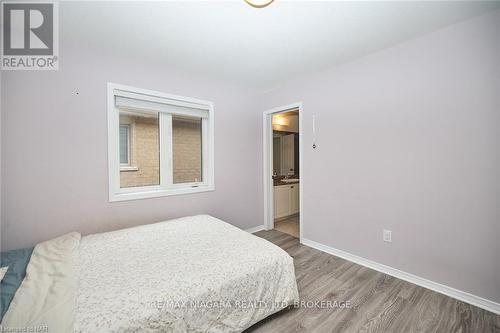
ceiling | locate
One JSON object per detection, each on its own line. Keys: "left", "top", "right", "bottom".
{"left": 62, "top": 1, "right": 500, "bottom": 91}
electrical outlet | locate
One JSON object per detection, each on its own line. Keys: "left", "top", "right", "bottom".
{"left": 383, "top": 229, "right": 392, "bottom": 243}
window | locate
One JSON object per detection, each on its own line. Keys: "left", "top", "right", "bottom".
{"left": 108, "top": 83, "right": 214, "bottom": 201}
{"left": 119, "top": 111, "right": 159, "bottom": 187}
{"left": 119, "top": 125, "right": 130, "bottom": 165}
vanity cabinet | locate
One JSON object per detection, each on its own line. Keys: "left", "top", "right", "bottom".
{"left": 274, "top": 184, "right": 300, "bottom": 219}
{"left": 290, "top": 184, "right": 299, "bottom": 213}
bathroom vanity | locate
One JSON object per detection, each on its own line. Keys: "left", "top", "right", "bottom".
{"left": 274, "top": 181, "right": 300, "bottom": 219}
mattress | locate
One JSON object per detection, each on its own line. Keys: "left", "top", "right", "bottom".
{"left": 1, "top": 215, "right": 299, "bottom": 333}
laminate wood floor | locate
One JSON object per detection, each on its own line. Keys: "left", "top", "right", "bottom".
{"left": 274, "top": 215, "right": 299, "bottom": 238}
{"left": 245, "top": 230, "right": 500, "bottom": 333}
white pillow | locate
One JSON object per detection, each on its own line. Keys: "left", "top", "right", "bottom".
{"left": 0, "top": 266, "right": 8, "bottom": 281}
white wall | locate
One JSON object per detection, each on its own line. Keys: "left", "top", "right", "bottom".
{"left": 0, "top": 70, "right": 2, "bottom": 245}
{"left": 1, "top": 41, "right": 262, "bottom": 251}
{"left": 261, "top": 10, "right": 500, "bottom": 303}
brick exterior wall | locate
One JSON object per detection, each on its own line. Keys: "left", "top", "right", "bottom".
{"left": 172, "top": 117, "right": 202, "bottom": 183}
{"left": 119, "top": 114, "right": 202, "bottom": 187}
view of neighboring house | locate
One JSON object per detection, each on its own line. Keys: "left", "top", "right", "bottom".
{"left": 120, "top": 112, "right": 202, "bottom": 188}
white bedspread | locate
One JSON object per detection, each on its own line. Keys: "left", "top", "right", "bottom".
{"left": 75, "top": 215, "right": 299, "bottom": 332}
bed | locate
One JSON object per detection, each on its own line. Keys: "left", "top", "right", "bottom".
{"left": 1, "top": 215, "right": 299, "bottom": 332}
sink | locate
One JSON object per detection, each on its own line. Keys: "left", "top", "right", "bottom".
{"left": 281, "top": 178, "right": 299, "bottom": 183}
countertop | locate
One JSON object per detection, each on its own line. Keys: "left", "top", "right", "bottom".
{"left": 273, "top": 177, "right": 300, "bottom": 186}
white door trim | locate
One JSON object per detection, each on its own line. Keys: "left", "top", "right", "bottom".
{"left": 263, "top": 102, "right": 303, "bottom": 242}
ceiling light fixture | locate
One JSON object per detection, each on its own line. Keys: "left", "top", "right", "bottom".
{"left": 244, "top": 0, "right": 274, "bottom": 9}
{"left": 272, "top": 115, "right": 287, "bottom": 126}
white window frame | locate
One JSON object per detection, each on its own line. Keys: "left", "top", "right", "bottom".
{"left": 107, "top": 83, "right": 215, "bottom": 202}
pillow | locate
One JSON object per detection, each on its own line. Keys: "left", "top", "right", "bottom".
{"left": 1, "top": 233, "right": 80, "bottom": 331}
{"left": 0, "top": 266, "right": 8, "bottom": 281}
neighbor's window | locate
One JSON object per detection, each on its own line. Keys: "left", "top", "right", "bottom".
{"left": 108, "top": 83, "right": 214, "bottom": 201}
{"left": 119, "top": 125, "right": 130, "bottom": 165}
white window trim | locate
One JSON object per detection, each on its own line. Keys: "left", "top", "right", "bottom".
{"left": 107, "top": 82, "right": 215, "bottom": 202}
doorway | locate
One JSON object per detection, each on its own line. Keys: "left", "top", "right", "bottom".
{"left": 263, "top": 103, "right": 303, "bottom": 241}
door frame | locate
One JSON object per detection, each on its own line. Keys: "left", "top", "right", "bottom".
{"left": 263, "top": 102, "right": 303, "bottom": 242}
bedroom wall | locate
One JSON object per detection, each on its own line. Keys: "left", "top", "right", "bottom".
{"left": 260, "top": 10, "right": 500, "bottom": 303}
{"left": 0, "top": 70, "right": 2, "bottom": 243}
{"left": 1, "top": 41, "right": 262, "bottom": 251}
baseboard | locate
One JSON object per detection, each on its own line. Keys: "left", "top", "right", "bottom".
{"left": 244, "top": 225, "right": 265, "bottom": 234}
{"left": 301, "top": 238, "right": 500, "bottom": 315}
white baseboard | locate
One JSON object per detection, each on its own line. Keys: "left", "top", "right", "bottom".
{"left": 244, "top": 225, "right": 265, "bottom": 234}
{"left": 302, "top": 238, "right": 500, "bottom": 315}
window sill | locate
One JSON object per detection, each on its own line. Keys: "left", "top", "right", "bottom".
{"left": 109, "top": 184, "right": 215, "bottom": 202}
{"left": 120, "top": 166, "right": 139, "bottom": 172}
